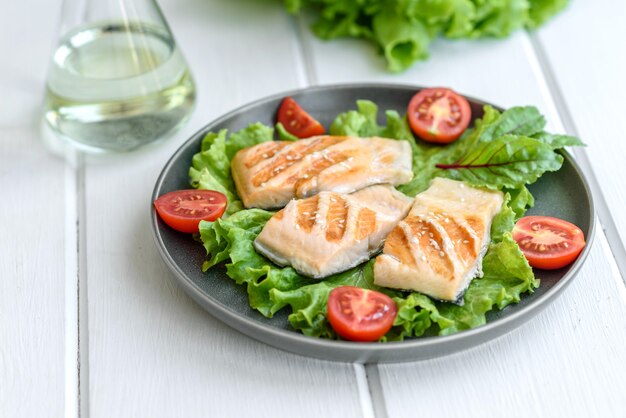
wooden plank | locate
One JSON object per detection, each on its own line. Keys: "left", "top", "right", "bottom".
{"left": 83, "top": 1, "right": 363, "bottom": 417}
{"left": 0, "top": 0, "right": 67, "bottom": 416}
{"left": 535, "top": 0, "right": 626, "bottom": 272}
{"left": 304, "top": 23, "right": 626, "bottom": 415}
{"left": 0, "top": 128, "right": 66, "bottom": 417}
{"left": 0, "top": 0, "right": 60, "bottom": 126}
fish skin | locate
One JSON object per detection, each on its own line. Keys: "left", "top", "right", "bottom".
{"left": 253, "top": 184, "right": 413, "bottom": 279}
{"left": 231, "top": 135, "right": 413, "bottom": 209}
{"left": 374, "top": 178, "right": 504, "bottom": 302}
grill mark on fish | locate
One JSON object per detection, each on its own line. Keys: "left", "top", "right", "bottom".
{"left": 445, "top": 215, "right": 481, "bottom": 265}
{"left": 295, "top": 152, "right": 349, "bottom": 193}
{"left": 325, "top": 195, "right": 348, "bottom": 242}
{"left": 384, "top": 223, "right": 417, "bottom": 271}
{"left": 250, "top": 137, "right": 346, "bottom": 187}
{"left": 244, "top": 142, "right": 289, "bottom": 168}
{"left": 296, "top": 195, "right": 319, "bottom": 232}
{"left": 413, "top": 216, "right": 454, "bottom": 280}
{"left": 274, "top": 208, "right": 285, "bottom": 221}
{"left": 378, "top": 151, "right": 396, "bottom": 165}
{"left": 355, "top": 208, "right": 376, "bottom": 241}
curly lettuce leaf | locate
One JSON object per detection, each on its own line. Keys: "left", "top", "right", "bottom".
{"left": 282, "top": 0, "right": 569, "bottom": 71}
{"left": 311, "top": 0, "right": 374, "bottom": 40}
{"left": 372, "top": 7, "right": 431, "bottom": 72}
{"left": 527, "top": 0, "right": 570, "bottom": 28}
{"left": 189, "top": 130, "right": 236, "bottom": 203}
{"left": 329, "top": 99, "right": 382, "bottom": 137}
{"left": 199, "top": 209, "right": 310, "bottom": 316}
{"left": 270, "top": 261, "right": 381, "bottom": 338}
{"left": 471, "top": 0, "right": 529, "bottom": 38}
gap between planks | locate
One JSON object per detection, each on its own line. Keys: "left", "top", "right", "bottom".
{"left": 292, "top": 13, "right": 385, "bottom": 418}
{"left": 523, "top": 32, "right": 626, "bottom": 287}
{"left": 64, "top": 151, "right": 90, "bottom": 418}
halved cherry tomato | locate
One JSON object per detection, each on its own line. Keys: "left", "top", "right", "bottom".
{"left": 407, "top": 87, "right": 471, "bottom": 144}
{"left": 327, "top": 286, "right": 398, "bottom": 342}
{"left": 154, "top": 190, "right": 227, "bottom": 233}
{"left": 277, "top": 96, "right": 325, "bottom": 138}
{"left": 512, "top": 216, "right": 586, "bottom": 270}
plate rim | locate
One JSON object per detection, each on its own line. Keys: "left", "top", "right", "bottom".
{"left": 151, "top": 82, "right": 596, "bottom": 362}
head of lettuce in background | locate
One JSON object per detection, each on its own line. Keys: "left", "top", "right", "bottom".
{"left": 283, "top": 0, "right": 569, "bottom": 72}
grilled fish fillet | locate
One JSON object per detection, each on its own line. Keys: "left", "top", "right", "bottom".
{"left": 374, "top": 178, "right": 504, "bottom": 302}
{"left": 231, "top": 135, "right": 413, "bottom": 209}
{"left": 254, "top": 184, "right": 413, "bottom": 278}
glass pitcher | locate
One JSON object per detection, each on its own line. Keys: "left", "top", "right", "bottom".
{"left": 43, "top": 0, "right": 195, "bottom": 153}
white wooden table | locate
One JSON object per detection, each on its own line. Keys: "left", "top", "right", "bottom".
{"left": 2, "top": 0, "right": 626, "bottom": 417}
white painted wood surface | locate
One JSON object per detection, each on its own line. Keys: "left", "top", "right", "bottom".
{"left": 535, "top": 0, "right": 626, "bottom": 273}
{"left": 2, "top": 0, "right": 626, "bottom": 417}
{"left": 0, "top": 129, "right": 66, "bottom": 418}
{"left": 0, "top": 0, "right": 68, "bottom": 416}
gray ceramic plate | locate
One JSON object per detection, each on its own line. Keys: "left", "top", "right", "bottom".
{"left": 151, "top": 84, "right": 594, "bottom": 363}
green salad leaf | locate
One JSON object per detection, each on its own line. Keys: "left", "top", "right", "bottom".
{"left": 282, "top": 0, "right": 570, "bottom": 71}
{"left": 199, "top": 209, "right": 310, "bottom": 316}
{"left": 436, "top": 135, "right": 564, "bottom": 189}
{"left": 192, "top": 99, "right": 580, "bottom": 341}
{"left": 527, "top": 0, "right": 570, "bottom": 29}
{"left": 372, "top": 7, "right": 431, "bottom": 72}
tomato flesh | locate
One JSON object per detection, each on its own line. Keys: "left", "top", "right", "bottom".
{"left": 154, "top": 189, "right": 227, "bottom": 233}
{"left": 277, "top": 96, "right": 325, "bottom": 138}
{"left": 512, "top": 216, "right": 586, "bottom": 270}
{"left": 327, "top": 286, "right": 397, "bottom": 342}
{"left": 407, "top": 87, "right": 471, "bottom": 144}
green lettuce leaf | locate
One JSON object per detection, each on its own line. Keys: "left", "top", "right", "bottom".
{"left": 199, "top": 209, "right": 310, "bottom": 316}
{"left": 329, "top": 99, "right": 382, "bottom": 137}
{"left": 276, "top": 122, "right": 300, "bottom": 141}
{"left": 372, "top": 7, "right": 431, "bottom": 72}
{"left": 471, "top": 0, "right": 529, "bottom": 38}
{"left": 270, "top": 261, "right": 381, "bottom": 338}
{"left": 507, "top": 185, "right": 535, "bottom": 218}
{"left": 310, "top": 0, "right": 373, "bottom": 40}
{"left": 436, "top": 135, "right": 564, "bottom": 189}
{"left": 527, "top": 0, "right": 570, "bottom": 28}
{"left": 532, "top": 132, "right": 585, "bottom": 149}
{"left": 282, "top": 0, "right": 569, "bottom": 71}
{"left": 189, "top": 130, "right": 236, "bottom": 203}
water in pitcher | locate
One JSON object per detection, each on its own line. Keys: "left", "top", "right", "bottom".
{"left": 44, "top": 21, "right": 195, "bottom": 152}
